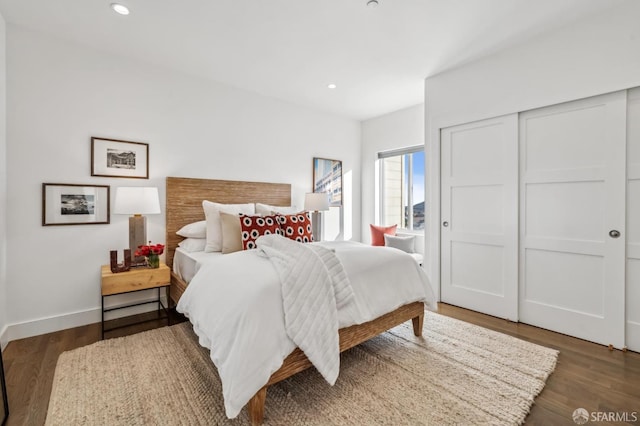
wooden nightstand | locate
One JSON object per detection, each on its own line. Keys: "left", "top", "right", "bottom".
{"left": 101, "top": 263, "right": 171, "bottom": 339}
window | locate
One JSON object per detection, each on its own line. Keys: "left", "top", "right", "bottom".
{"left": 378, "top": 147, "right": 425, "bottom": 231}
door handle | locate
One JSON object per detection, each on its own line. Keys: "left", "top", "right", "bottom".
{"left": 609, "top": 230, "right": 620, "bottom": 238}
{"left": 443, "top": 221, "right": 449, "bottom": 227}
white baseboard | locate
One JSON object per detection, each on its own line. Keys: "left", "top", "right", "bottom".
{"left": 2, "top": 294, "right": 168, "bottom": 346}
{"left": 5, "top": 307, "right": 101, "bottom": 344}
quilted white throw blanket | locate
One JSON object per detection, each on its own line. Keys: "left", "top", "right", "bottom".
{"left": 256, "top": 234, "right": 364, "bottom": 385}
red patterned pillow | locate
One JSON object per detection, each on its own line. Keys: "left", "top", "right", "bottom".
{"left": 276, "top": 212, "right": 313, "bottom": 243}
{"left": 239, "top": 214, "right": 280, "bottom": 250}
{"left": 370, "top": 224, "right": 397, "bottom": 246}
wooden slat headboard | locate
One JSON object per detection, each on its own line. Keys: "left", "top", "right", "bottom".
{"left": 165, "top": 177, "right": 291, "bottom": 267}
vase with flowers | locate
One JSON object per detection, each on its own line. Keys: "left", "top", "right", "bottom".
{"left": 134, "top": 242, "right": 165, "bottom": 269}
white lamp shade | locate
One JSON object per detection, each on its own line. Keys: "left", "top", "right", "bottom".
{"left": 114, "top": 187, "right": 161, "bottom": 215}
{"left": 304, "top": 192, "right": 329, "bottom": 212}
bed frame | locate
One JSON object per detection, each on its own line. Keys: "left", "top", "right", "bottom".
{"left": 165, "top": 176, "right": 425, "bottom": 425}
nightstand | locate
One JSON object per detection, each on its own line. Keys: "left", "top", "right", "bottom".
{"left": 101, "top": 263, "right": 171, "bottom": 339}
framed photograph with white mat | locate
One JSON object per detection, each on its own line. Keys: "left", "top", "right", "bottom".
{"left": 42, "top": 183, "right": 110, "bottom": 226}
{"left": 0, "top": 346, "right": 8, "bottom": 425}
{"left": 91, "top": 137, "right": 149, "bottom": 179}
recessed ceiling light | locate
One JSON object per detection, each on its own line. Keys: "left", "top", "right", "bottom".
{"left": 327, "top": 83, "right": 337, "bottom": 89}
{"left": 367, "top": 0, "right": 379, "bottom": 8}
{"left": 111, "top": 3, "right": 130, "bottom": 15}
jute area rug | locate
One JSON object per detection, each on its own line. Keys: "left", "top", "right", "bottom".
{"left": 46, "top": 311, "right": 558, "bottom": 425}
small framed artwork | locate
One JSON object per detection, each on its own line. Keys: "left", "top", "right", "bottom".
{"left": 0, "top": 345, "right": 7, "bottom": 426}
{"left": 42, "top": 183, "right": 110, "bottom": 226}
{"left": 313, "top": 157, "right": 343, "bottom": 207}
{"left": 91, "top": 137, "right": 149, "bottom": 179}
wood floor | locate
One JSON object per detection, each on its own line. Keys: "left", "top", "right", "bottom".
{"left": 2, "top": 304, "right": 639, "bottom": 425}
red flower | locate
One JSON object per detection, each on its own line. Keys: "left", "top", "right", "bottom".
{"left": 134, "top": 242, "right": 164, "bottom": 257}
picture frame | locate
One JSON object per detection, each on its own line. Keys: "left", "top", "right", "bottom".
{"left": 0, "top": 340, "right": 8, "bottom": 426}
{"left": 42, "top": 183, "right": 110, "bottom": 226}
{"left": 312, "top": 157, "right": 343, "bottom": 207}
{"left": 91, "top": 137, "right": 149, "bottom": 179}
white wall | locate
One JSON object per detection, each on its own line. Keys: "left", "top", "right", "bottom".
{"left": 424, "top": 1, "right": 640, "bottom": 297}
{"left": 0, "top": 13, "right": 7, "bottom": 350}
{"left": 361, "top": 104, "right": 424, "bottom": 253}
{"left": 4, "top": 26, "right": 361, "bottom": 341}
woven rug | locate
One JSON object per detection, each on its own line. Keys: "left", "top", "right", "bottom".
{"left": 46, "top": 311, "right": 558, "bottom": 425}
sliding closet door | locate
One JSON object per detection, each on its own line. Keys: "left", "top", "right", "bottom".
{"left": 519, "top": 91, "right": 627, "bottom": 348}
{"left": 441, "top": 114, "right": 518, "bottom": 320}
{"left": 627, "top": 88, "right": 640, "bottom": 352}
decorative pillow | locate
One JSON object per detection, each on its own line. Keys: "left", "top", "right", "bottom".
{"left": 255, "top": 203, "right": 299, "bottom": 216}
{"left": 384, "top": 234, "right": 415, "bottom": 253}
{"left": 370, "top": 224, "right": 397, "bottom": 246}
{"left": 276, "top": 212, "right": 313, "bottom": 243}
{"left": 176, "top": 220, "right": 207, "bottom": 239}
{"left": 219, "top": 212, "right": 243, "bottom": 254}
{"left": 203, "top": 201, "right": 255, "bottom": 252}
{"left": 177, "top": 238, "right": 207, "bottom": 253}
{"left": 240, "top": 214, "right": 280, "bottom": 250}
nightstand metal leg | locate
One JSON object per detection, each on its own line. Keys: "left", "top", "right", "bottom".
{"left": 156, "top": 286, "right": 170, "bottom": 328}
{"left": 166, "top": 285, "right": 171, "bottom": 327}
{"left": 101, "top": 296, "right": 105, "bottom": 340}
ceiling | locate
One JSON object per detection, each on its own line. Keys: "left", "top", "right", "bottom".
{"left": 0, "top": 0, "right": 628, "bottom": 120}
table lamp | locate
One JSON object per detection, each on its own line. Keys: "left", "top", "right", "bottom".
{"left": 304, "top": 192, "right": 329, "bottom": 241}
{"left": 114, "top": 187, "right": 161, "bottom": 262}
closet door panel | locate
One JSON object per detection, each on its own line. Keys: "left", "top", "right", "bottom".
{"left": 524, "top": 105, "right": 607, "bottom": 171}
{"left": 519, "top": 91, "right": 626, "bottom": 348}
{"left": 451, "top": 185, "right": 504, "bottom": 234}
{"left": 450, "top": 242, "right": 504, "bottom": 296}
{"left": 525, "top": 181, "right": 605, "bottom": 241}
{"left": 626, "top": 87, "right": 640, "bottom": 352}
{"left": 441, "top": 114, "right": 518, "bottom": 320}
{"left": 524, "top": 250, "right": 604, "bottom": 315}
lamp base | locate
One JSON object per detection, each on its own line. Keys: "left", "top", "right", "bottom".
{"left": 129, "top": 215, "right": 147, "bottom": 262}
{"left": 311, "top": 211, "right": 322, "bottom": 242}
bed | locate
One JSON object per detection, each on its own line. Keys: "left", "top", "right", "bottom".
{"left": 165, "top": 177, "right": 431, "bottom": 425}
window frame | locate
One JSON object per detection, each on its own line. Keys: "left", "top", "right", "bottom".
{"left": 378, "top": 145, "right": 424, "bottom": 232}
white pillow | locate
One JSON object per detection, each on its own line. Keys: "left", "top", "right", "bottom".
{"left": 203, "top": 200, "right": 255, "bottom": 252}
{"left": 384, "top": 234, "right": 415, "bottom": 253}
{"left": 255, "top": 203, "right": 298, "bottom": 215}
{"left": 178, "top": 238, "right": 207, "bottom": 253}
{"left": 176, "top": 220, "right": 207, "bottom": 239}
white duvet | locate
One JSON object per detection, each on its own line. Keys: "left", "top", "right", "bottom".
{"left": 176, "top": 240, "right": 436, "bottom": 419}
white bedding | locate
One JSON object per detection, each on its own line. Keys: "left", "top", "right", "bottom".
{"left": 172, "top": 247, "right": 222, "bottom": 283}
{"left": 176, "top": 240, "right": 436, "bottom": 419}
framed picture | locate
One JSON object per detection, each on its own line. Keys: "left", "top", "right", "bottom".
{"left": 313, "top": 157, "right": 342, "bottom": 207}
{"left": 91, "top": 137, "right": 149, "bottom": 179}
{"left": 0, "top": 346, "right": 7, "bottom": 426}
{"left": 42, "top": 183, "right": 110, "bottom": 226}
